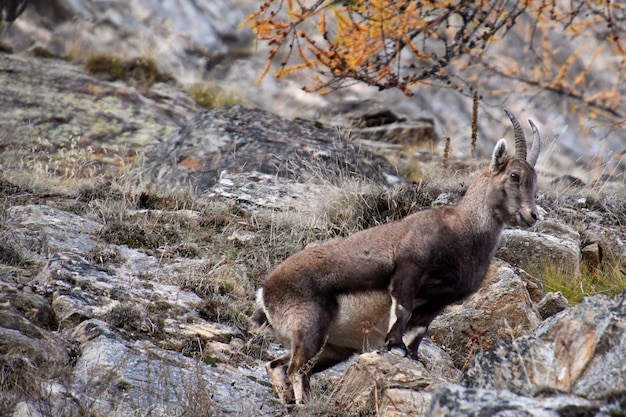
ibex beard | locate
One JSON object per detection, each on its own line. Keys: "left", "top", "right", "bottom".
{"left": 253, "top": 109, "right": 542, "bottom": 404}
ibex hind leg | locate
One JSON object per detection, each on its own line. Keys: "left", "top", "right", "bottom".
{"left": 266, "top": 355, "right": 294, "bottom": 404}
{"left": 286, "top": 344, "right": 355, "bottom": 405}
{"left": 287, "top": 307, "right": 335, "bottom": 404}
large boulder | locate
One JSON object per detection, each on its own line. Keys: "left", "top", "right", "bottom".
{"left": 461, "top": 294, "right": 626, "bottom": 401}
{"left": 429, "top": 293, "right": 626, "bottom": 416}
{"left": 0, "top": 53, "right": 196, "bottom": 170}
{"left": 5, "top": 0, "right": 254, "bottom": 77}
{"left": 496, "top": 220, "right": 581, "bottom": 277}
{"left": 316, "top": 98, "right": 438, "bottom": 149}
{"left": 428, "top": 259, "right": 542, "bottom": 369}
{"left": 145, "top": 105, "right": 401, "bottom": 193}
{"left": 329, "top": 344, "right": 461, "bottom": 417}
{"left": 67, "top": 319, "right": 278, "bottom": 417}
{"left": 428, "top": 383, "right": 612, "bottom": 417}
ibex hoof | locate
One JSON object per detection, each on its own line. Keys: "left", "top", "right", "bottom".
{"left": 387, "top": 342, "right": 408, "bottom": 357}
{"left": 407, "top": 349, "right": 421, "bottom": 362}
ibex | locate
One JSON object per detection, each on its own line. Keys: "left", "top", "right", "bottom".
{"left": 253, "top": 110, "right": 542, "bottom": 404}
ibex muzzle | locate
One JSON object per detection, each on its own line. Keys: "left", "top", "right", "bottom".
{"left": 253, "top": 110, "right": 542, "bottom": 404}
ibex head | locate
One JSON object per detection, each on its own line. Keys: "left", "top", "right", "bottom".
{"left": 488, "top": 109, "right": 541, "bottom": 228}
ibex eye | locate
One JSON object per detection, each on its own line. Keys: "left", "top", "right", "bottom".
{"left": 510, "top": 173, "right": 520, "bottom": 182}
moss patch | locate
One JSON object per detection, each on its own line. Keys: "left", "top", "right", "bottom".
{"left": 188, "top": 83, "right": 243, "bottom": 109}
{"left": 85, "top": 54, "right": 175, "bottom": 90}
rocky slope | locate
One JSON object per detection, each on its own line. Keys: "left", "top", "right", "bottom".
{"left": 1, "top": 47, "right": 625, "bottom": 416}
{"left": 0, "top": 53, "right": 196, "bottom": 163}
{"left": 2, "top": 2, "right": 626, "bottom": 413}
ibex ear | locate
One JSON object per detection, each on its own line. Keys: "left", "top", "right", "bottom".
{"left": 490, "top": 138, "right": 508, "bottom": 173}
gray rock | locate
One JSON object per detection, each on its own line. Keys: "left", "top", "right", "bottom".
{"left": 429, "top": 259, "right": 542, "bottom": 369}
{"left": 5, "top": 0, "right": 254, "bottom": 78}
{"left": 352, "top": 121, "right": 436, "bottom": 148}
{"left": 532, "top": 219, "right": 581, "bottom": 243}
{"left": 461, "top": 294, "right": 626, "bottom": 402}
{"left": 0, "top": 54, "right": 195, "bottom": 172}
{"left": 583, "top": 223, "right": 626, "bottom": 270}
{"left": 11, "top": 402, "right": 44, "bottom": 417}
{"left": 431, "top": 192, "right": 455, "bottom": 207}
{"left": 329, "top": 350, "right": 458, "bottom": 417}
{"left": 0, "top": 325, "right": 65, "bottom": 364}
{"left": 0, "top": 314, "right": 70, "bottom": 415}
{"left": 581, "top": 242, "right": 602, "bottom": 270}
{"left": 517, "top": 268, "right": 544, "bottom": 303}
{"left": 68, "top": 319, "right": 279, "bottom": 417}
{"left": 537, "top": 292, "right": 569, "bottom": 319}
{"left": 210, "top": 170, "right": 329, "bottom": 212}
{"left": 418, "top": 337, "right": 464, "bottom": 383}
{"left": 0, "top": 201, "right": 284, "bottom": 415}
{"left": 145, "top": 105, "right": 400, "bottom": 192}
{"left": 496, "top": 228, "right": 581, "bottom": 277}
{"left": 316, "top": 98, "right": 438, "bottom": 149}
{"left": 428, "top": 383, "right": 606, "bottom": 417}
{"left": 4, "top": 205, "right": 102, "bottom": 260}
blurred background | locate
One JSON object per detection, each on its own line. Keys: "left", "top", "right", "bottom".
{"left": 2, "top": 0, "right": 625, "bottom": 183}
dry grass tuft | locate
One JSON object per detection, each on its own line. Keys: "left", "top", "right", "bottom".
{"left": 541, "top": 258, "right": 626, "bottom": 304}
{"left": 470, "top": 89, "right": 478, "bottom": 169}
{"left": 320, "top": 181, "right": 434, "bottom": 238}
{"left": 537, "top": 177, "right": 626, "bottom": 228}
{"left": 0, "top": 357, "right": 40, "bottom": 415}
{"left": 0, "top": 337, "right": 73, "bottom": 417}
{"left": 442, "top": 136, "right": 452, "bottom": 170}
{"left": 187, "top": 83, "right": 244, "bottom": 109}
{"left": 0, "top": 232, "right": 33, "bottom": 267}
{"left": 107, "top": 302, "right": 140, "bottom": 327}
{"left": 534, "top": 178, "right": 626, "bottom": 303}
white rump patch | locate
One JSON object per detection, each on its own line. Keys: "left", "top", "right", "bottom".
{"left": 256, "top": 288, "right": 264, "bottom": 308}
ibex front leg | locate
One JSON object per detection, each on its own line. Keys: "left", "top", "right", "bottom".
{"left": 404, "top": 302, "right": 447, "bottom": 360}
{"left": 385, "top": 264, "right": 421, "bottom": 356}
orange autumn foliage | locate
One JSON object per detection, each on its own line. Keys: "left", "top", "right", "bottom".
{"left": 244, "top": 0, "right": 625, "bottom": 117}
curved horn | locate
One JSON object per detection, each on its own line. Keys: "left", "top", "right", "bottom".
{"left": 527, "top": 119, "right": 541, "bottom": 166}
{"left": 504, "top": 109, "right": 527, "bottom": 161}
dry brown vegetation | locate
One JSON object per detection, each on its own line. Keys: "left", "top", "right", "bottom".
{"left": 84, "top": 54, "right": 176, "bottom": 91}
{"left": 83, "top": 53, "right": 244, "bottom": 108}
{"left": 188, "top": 83, "right": 245, "bottom": 109}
